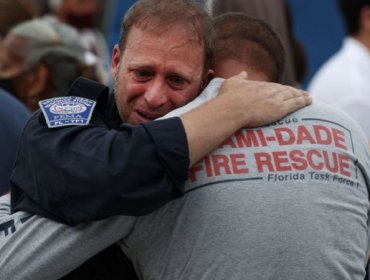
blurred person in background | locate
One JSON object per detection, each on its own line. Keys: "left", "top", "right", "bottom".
{"left": 0, "top": 18, "right": 87, "bottom": 111}
{"left": 46, "top": 0, "right": 111, "bottom": 85}
{"left": 205, "top": 0, "right": 307, "bottom": 88}
{"left": 308, "top": 0, "right": 370, "bottom": 145}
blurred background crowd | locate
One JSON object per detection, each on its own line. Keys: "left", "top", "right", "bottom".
{"left": 0, "top": 0, "right": 350, "bottom": 100}
{"left": 32, "top": 0, "right": 347, "bottom": 87}
{"left": 22, "top": 0, "right": 347, "bottom": 89}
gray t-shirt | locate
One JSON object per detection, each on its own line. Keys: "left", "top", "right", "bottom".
{"left": 122, "top": 79, "right": 370, "bottom": 280}
{"left": 0, "top": 193, "right": 136, "bottom": 279}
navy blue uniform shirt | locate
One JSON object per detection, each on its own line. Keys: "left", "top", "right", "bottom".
{"left": 10, "top": 77, "right": 190, "bottom": 225}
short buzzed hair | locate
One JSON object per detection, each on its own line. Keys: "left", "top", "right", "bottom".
{"left": 212, "top": 13, "right": 285, "bottom": 82}
{"left": 119, "top": 0, "right": 214, "bottom": 75}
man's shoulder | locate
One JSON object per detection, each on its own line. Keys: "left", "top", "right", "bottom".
{"left": 290, "top": 101, "right": 361, "bottom": 126}
{"left": 36, "top": 77, "right": 116, "bottom": 129}
{"left": 67, "top": 77, "right": 110, "bottom": 101}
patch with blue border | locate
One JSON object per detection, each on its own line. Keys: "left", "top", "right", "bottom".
{"left": 39, "top": 96, "right": 96, "bottom": 128}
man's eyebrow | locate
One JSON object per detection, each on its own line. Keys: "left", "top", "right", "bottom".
{"left": 127, "top": 62, "right": 155, "bottom": 70}
{"left": 166, "top": 71, "right": 192, "bottom": 82}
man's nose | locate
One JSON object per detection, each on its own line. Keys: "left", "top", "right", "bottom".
{"left": 143, "top": 78, "right": 168, "bottom": 108}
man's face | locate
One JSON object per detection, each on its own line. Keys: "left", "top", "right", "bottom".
{"left": 111, "top": 24, "right": 210, "bottom": 125}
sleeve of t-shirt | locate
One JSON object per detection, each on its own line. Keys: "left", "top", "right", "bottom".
{"left": 11, "top": 109, "right": 190, "bottom": 225}
{"left": 0, "top": 194, "right": 137, "bottom": 279}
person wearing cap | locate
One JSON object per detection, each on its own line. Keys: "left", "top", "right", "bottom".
{"left": 0, "top": 18, "right": 86, "bottom": 111}
{"left": 46, "top": 0, "right": 111, "bottom": 85}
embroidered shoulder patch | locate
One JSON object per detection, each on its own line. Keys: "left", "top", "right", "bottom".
{"left": 39, "top": 96, "right": 96, "bottom": 128}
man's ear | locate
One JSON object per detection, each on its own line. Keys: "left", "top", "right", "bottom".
{"left": 202, "top": 69, "right": 215, "bottom": 89}
{"left": 111, "top": 44, "right": 121, "bottom": 80}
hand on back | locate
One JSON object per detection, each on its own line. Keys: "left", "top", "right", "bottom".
{"left": 218, "top": 71, "right": 312, "bottom": 127}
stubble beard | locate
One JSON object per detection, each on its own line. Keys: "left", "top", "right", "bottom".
{"left": 113, "top": 62, "right": 128, "bottom": 122}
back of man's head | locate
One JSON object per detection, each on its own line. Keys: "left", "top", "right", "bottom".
{"left": 338, "top": 0, "right": 370, "bottom": 35}
{"left": 212, "top": 13, "right": 285, "bottom": 82}
{"left": 119, "top": 0, "right": 214, "bottom": 75}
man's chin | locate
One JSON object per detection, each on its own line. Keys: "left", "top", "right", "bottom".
{"left": 128, "top": 117, "right": 143, "bottom": 125}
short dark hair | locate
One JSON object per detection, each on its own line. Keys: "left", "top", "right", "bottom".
{"left": 212, "top": 13, "right": 285, "bottom": 82}
{"left": 118, "top": 0, "right": 214, "bottom": 75}
{"left": 338, "top": 0, "right": 370, "bottom": 35}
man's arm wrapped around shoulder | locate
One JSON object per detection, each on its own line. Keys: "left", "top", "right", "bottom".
{"left": 11, "top": 78, "right": 190, "bottom": 225}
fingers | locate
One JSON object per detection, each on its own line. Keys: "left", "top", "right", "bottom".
{"left": 279, "top": 86, "right": 312, "bottom": 103}
{"left": 303, "top": 93, "right": 313, "bottom": 105}
{"left": 283, "top": 95, "right": 312, "bottom": 114}
{"left": 286, "top": 91, "right": 312, "bottom": 106}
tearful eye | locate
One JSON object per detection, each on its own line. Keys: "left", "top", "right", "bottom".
{"left": 168, "top": 76, "right": 186, "bottom": 87}
{"left": 133, "top": 70, "right": 152, "bottom": 81}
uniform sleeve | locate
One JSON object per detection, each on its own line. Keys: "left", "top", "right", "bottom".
{"left": 11, "top": 109, "right": 190, "bottom": 225}
{"left": 0, "top": 194, "right": 137, "bottom": 280}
